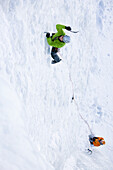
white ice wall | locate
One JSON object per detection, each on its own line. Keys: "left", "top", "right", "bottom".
{"left": 0, "top": 0, "right": 113, "bottom": 169}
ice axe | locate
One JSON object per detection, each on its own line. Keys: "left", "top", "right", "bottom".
{"left": 44, "top": 30, "right": 79, "bottom": 34}
{"left": 69, "top": 30, "right": 79, "bottom": 34}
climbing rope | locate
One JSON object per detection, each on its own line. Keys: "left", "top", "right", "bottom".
{"left": 64, "top": 61, "right": 93, "bottom": 134}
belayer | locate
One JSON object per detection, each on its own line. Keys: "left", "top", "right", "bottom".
{"left": 46, "top": 24, "right": 71, "bottom": 64}
{"left": 89, "top": 134, "right": 105, "bottom": 147}
{"left": 87, "top": 134, "right": 105, "bottom": 154}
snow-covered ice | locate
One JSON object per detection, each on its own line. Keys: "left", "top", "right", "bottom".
{"left": 0, "top": 0, "right": 113, "bottom": 169}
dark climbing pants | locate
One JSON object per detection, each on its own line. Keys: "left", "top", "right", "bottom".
{"left": 51, "top": 47, "right": 61, "bottom": 63}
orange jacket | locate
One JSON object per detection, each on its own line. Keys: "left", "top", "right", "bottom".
{"left": 93, "top": 137, "right": 105, "bottom": 147}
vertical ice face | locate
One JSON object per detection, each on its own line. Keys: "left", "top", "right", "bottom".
{"left": 0, "top": 0, "right": 113, "bottom": 169}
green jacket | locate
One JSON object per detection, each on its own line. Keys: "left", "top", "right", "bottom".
{"left": 47, "top": 24, "right": 66, "bottom": 48}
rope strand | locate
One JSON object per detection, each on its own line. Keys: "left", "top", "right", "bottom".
{"left": 64, "top": 61, "right": 93, "bottom": 134}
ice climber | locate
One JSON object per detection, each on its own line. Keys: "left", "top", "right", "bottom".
{"left": 89, "top": 134, "right": 105, "bottom": 147}
{"left": 46, "top": 24, "right": 71, "bottom": 64}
